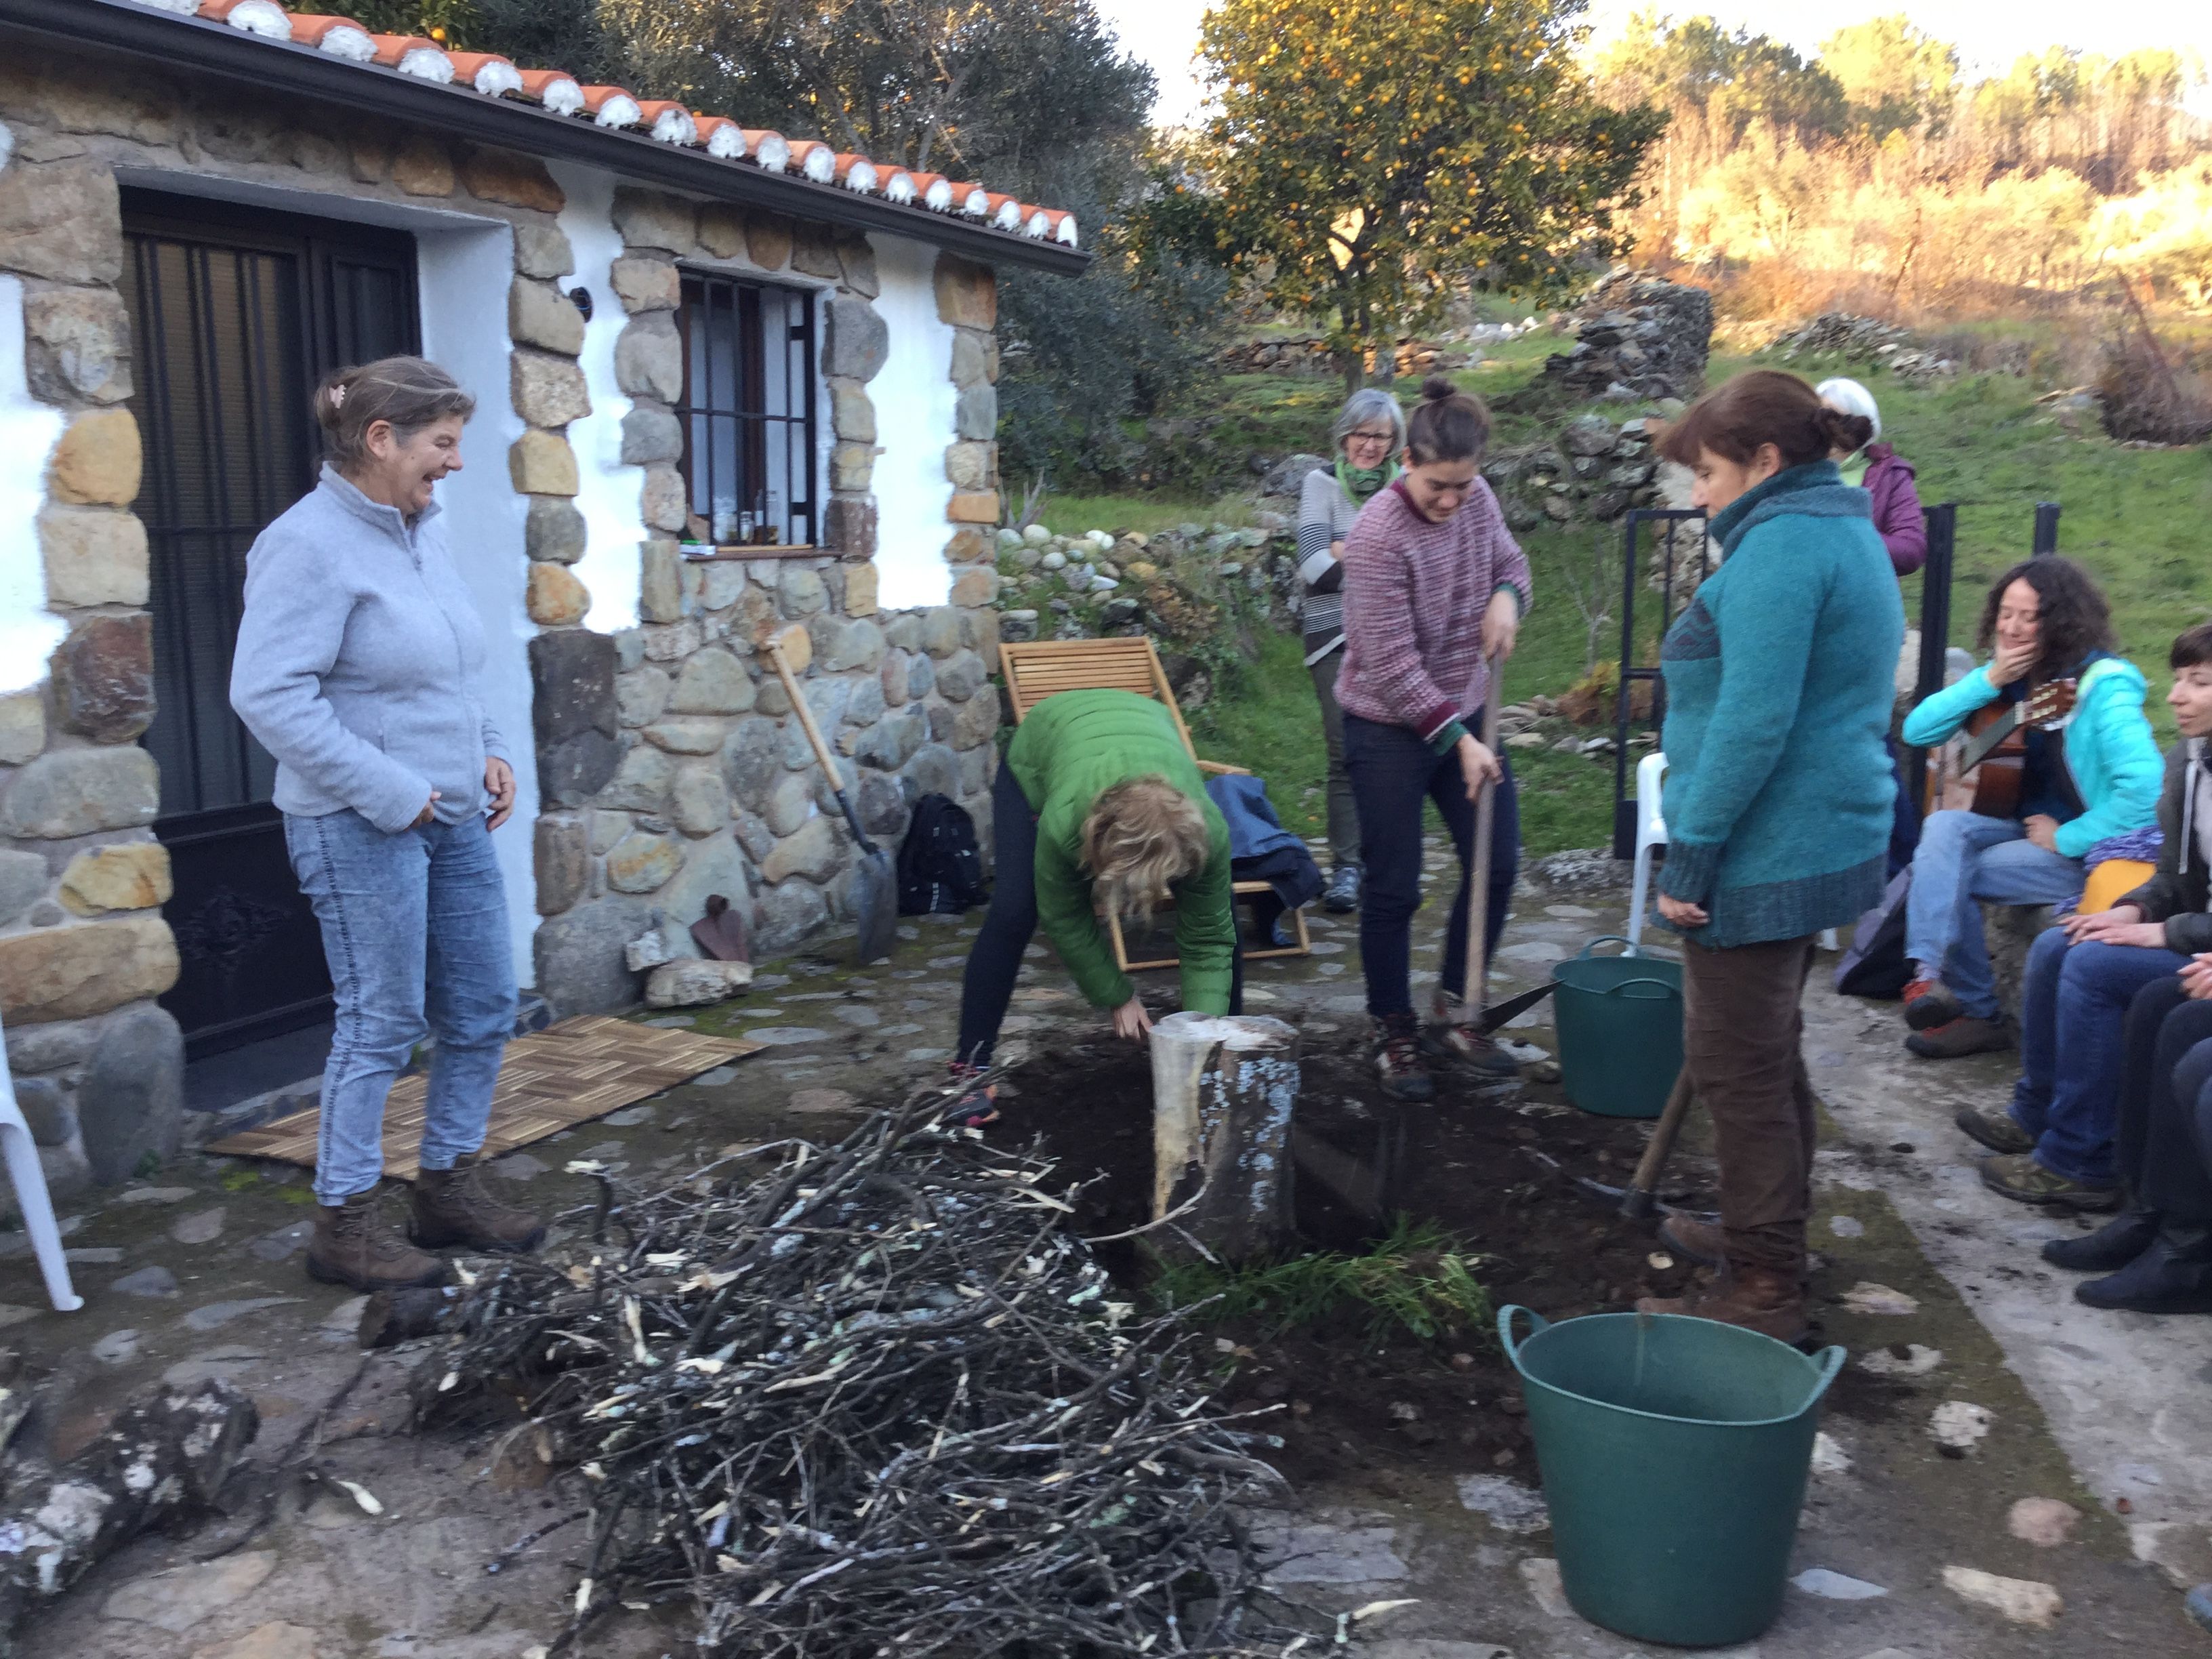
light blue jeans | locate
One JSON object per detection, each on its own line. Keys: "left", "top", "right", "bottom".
{"left": 1903, "top": 809, "right": 2085, "bottom": 1021}
{"left": 286, "top": 810, "right": 516, "bottom": 1205}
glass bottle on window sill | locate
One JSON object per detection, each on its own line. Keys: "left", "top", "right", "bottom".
{"left": 712, "top": 496, "right": 739, "bottom": 544}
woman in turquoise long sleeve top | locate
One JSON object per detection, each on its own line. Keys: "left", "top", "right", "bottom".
{"left": 1898, "top": 556, "right": 2163, "bottom": 1058}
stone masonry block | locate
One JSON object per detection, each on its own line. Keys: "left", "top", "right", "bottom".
{"left": 392, "top": 135, "right": 455, "bottom": 196}
{"left": 24, "top": 287, "right": 133, "bottom": 405}
{"left": 534, "top": 814, "right": 588, "bottom": 915}
{"left": 697, "top": 203, "right": 749, "bottom": 261}
{"left": 844, "top": 561, "right": 879, "bottom": 617}
{"left": 621, "top": 406, "right": 684, "bottom": 466}
{"left": 58, "top": 842, "right": 171, "bottom": 915}
{"left": 462, "top": 146, "right": 566, "bottom": 213}
{"left": 830, "top": 443, "right": 876, "bottom": 492}
{"left": 824, "top": 295, "right": 889, "bottom": 382}
{"left": 510, "top": 430, "right": 579, "bottom": 495}
{"left": 0, "top": 745, "right": 158, "bottom": 838}
{"left": 944, "top": 443, "right": 993, "bottom": 491}
{"left": 0, "top": 158, "right": 123, "bottom": 285}
{"left": 642, "top": 469, "right": 688, "bottom": 535}
{"left": 0, "top": 914, "right": 179, "bottom": 1024}
{"left": 612, "top": 187, "right": 698, "bottom": 254}
{"left": 47, "top": 409, "right": 142, "bottom": 506}
{"left": 825, "top": 498, "right": 878, "bottom": 560}
{"left": 747, "top": 214, "right": 794, "bottom": 270}
{"left": 527, "top": 563, "right": 590, "bottom": 627}
{"left": 955, "top": 382, "right": 998, "bottom": 441}
{"left": 830, "top": 380, "right": 876, "bottom": 444}
{"left": 0, "top": 691, "right": 43, "bottom": 768}
{"left": 52, "top": 611, "right": 153, "bottom": 741}
{"left": 512, "top": 349, "right": 592, "bottom": 428}
{"left": 508, "top": 278, "right": 586, "bottom": 355}
{"left": 513, "top": 220, "right": 575, "bottom": 281}
{"left": 933, "top": 253, "right": 996, "bottom": 330}
{"left": 947, "top": 491, "right": 1000, "bottom": 525}
{"left": 640, "top": 539, "right": 684, "bottom": 623}
{"left": 39, "top": 508, "right": 148, "bottom": 608}
{"left": 526, "top": 496, "right": 588, "bottom": 564}
{"left": 615, "top": 316, "right": 684, "bottom": 403}
{"left": 611, "top": 256, "right": 681, "bottom": 313}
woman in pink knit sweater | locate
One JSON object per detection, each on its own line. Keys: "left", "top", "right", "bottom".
{"left": 1336, "top": 377, "right": 1533, "bottom": 1101}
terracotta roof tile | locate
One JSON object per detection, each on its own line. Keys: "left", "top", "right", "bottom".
{"left": 514, "top": 67, "right": 585, "bottom": 116}
{"left": 445, "top": 49, "right": 524, "bottom": 98}
{"left": 153, "top": 0, "right": 1078, "bottom": 253}
{"left": 285, "top": 12, "right": 375, "bottom": 60}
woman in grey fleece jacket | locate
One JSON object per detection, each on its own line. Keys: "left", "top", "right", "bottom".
{"left": 230, "top": 355, "right": 542, "bottom": 1294}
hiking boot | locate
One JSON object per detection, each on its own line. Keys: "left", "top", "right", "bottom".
{"left": 2076, "top": 1228, "right": 2212, "bottom": 1314}
{"left": 1660, "top": 1212, "right": 1726, "bottom": 1267}
{"left": 1637, "top": 1263, "right": 1807, "bottom": 1345}
{"left": 2044, "top": 1206, "right": 2160, "bottom": 1272}
{"left": 1324, "top": 865, "right": 1362, "bottom": 914}
{"left": 1905, "top": 1016, "right": 2013, "bottom": 1059}
{"left": 1954, "top": 1104, "right": 2035, "bottom": 1155}
{"left": 411, "top": 1157, "right": 547, "bottom": 1254}
{"left": 308, "top": 1189, "right": 451, "bottom": 1292}
{"left": 1978, "top": 1153, "right": 2122, "bottom": 1212}
{"left": 1372, "top": 1012, "right": 1435, "bottom": 1102}
{"left": 1902, "top": 977, "right": 1963, "bottom": 1031}
{"left": 1422, "top": 991, "right": 1520, "bottom": 1080}
{"left": 939, "top": 1061, "right": 1001, "bottom": 1130}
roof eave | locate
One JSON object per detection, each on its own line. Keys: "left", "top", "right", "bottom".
{"left": 1, "top": 0, "right": 1090, "bottom": 276}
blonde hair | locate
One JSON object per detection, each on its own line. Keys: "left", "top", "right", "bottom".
{"left": 1082, "top": 776, "right": 1210, "bottom": 923}
{"left": 312, "top": 355, "right": 475, "bottom": 470}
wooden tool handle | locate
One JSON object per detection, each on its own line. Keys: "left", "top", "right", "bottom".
{"left": 1460, "top": 660, "right": 1504, "bottom": 1010}
{"left": 1620, "top": 1067, "right": 1694, "bottom": 1220}
{"left": 768, "top": 642, "right": 840, "bottom": 782}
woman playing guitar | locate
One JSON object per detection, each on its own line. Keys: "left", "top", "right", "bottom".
{"left": 1896, "top": 556, "right": 2163, "bottom": 1059}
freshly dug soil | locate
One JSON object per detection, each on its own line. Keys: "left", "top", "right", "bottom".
{"left": 973, "top": 1024, "right": 1721, "bottom": 1497}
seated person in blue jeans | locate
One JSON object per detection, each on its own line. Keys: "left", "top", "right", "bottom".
{"left": 1899, "top": 557, "right": 2160, "bottom": 1059}
{"left": 1956, "top": 620, "right": 2212, "bottom": 1210}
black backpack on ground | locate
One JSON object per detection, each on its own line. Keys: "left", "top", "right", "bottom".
{"left": 1834, "top": 868, "right": 1912, "bottom": 1000}
{"left": 897, "top": 793, "right": 986, "bottom": 916}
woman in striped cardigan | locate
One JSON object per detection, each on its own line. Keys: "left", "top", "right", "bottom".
{"left": 1336, "top": 377, "right": 1532, "bottom": 1101}
{"left": 1297, "top": 389, "right": 1406, "bottom": 914}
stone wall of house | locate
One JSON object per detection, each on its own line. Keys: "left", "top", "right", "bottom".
{"left": 527, "top": 199, "right": 1006, "bottom": 1017}
{"left": 0, "top": 49, "right": 581, "bottom": 1183}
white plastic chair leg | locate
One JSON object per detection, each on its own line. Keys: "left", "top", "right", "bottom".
{"left": 0, "top": 1120, "right": 82, "bottom": 1313}
{"left": 1818, "top": 927, "right": 1839, "bottom": 951}
{"left": 1628, "top": 844, "right": 1652, "bottom": 948}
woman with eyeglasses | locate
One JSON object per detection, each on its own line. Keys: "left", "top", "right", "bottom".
{"left": 1298, "top": 388, "right": 1406, "bottom": 914}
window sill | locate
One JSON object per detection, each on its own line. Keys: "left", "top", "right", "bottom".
{"left": 680, "top": 544, "right": 825, "bottom": 560}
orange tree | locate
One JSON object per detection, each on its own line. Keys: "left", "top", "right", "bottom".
{"left": 1185, "top": 0, "right": 1663, "bottom": 387}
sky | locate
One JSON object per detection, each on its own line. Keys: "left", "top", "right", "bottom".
{"left": 1091, "top": 0, "right": 2212, "bottom": 129}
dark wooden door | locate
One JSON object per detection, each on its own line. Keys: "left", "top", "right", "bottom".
{"left": 122, "top": 191, "right": 420, "bottom": 1058}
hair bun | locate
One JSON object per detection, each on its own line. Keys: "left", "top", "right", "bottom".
{"left": 1419, "top": 375, "right": 1457, "bottom": 403}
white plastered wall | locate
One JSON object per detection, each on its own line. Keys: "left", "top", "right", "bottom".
{"left": 415, "top": 221, "right": 539, "bottom": 986}
{"left": 548, "top": 161, "right": 644, "bottom": 633}
{"left": 865, "top": 232, "right": 960, "bottom": 610}
{"left": 0, "top": 274, "right": 68, "bottom": 694}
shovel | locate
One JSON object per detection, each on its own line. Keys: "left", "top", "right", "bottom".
{"left": 764, "top": 623, "right": 897, "bottom": 966}
{"left": 1460, "top": 661, "right": 1506, "bottom": 1017}
{"left": 1574, "top": 1067, "right": 1696, "bottom": 1220}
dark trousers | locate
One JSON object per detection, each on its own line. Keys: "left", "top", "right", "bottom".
{"left": 1343, "top": 712, "right": 1519, "bottom": 1019}
{"left": 1682, "top": 933, "right": 1820, "bottom": 1275}
{"left": 956, "top": 762, "right": 1241, "bottom": 1067}
{"left": 2115, "top": 977, "right": 2212, "bottom": 1225}
{"left": 1306, "top": 649, "right": 1361, "bottom": 870}
{"left": 1886, "top": 735, "right": 1920, "bottom": 878}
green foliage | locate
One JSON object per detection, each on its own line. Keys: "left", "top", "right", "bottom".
{"left": 1153, "top": 1216, "right": 1492, "bottom": 1343}
{"left": 1818, "top": 15, "right": 1959, "bottom": 140}
{"left": 1164, "top": 0, "right": 1662, "bottom": 371}
{"left": 1593, "top": 12, "right": 1845, "bottom": 145}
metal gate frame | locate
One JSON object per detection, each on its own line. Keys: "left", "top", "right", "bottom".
{"left": 1608, "top": 508, "right": 1706, "bottom": 859}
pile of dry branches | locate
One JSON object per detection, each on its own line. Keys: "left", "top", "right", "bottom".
{"left": 422, "top": 1094, "right": 1321, "bottom": 1658}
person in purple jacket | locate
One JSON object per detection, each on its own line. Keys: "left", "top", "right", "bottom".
{"left": 1817, "top": 377, "right": 1925, "bottom": 575}
{"left": 1821, "top": 376, "right": 1927, "bottom": 872}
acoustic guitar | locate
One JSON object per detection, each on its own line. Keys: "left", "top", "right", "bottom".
{"left": 1925, "top": 678, "right": 2078, "bottom": 821}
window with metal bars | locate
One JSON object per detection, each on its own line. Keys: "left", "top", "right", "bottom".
{"left": 674, "top": 272, "right": 819, "bottom": 548}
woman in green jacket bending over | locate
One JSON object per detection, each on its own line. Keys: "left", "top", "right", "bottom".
{"left": 947, "top": 688, "right": 1240, "bottom": 1123}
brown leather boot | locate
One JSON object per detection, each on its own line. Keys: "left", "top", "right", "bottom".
{"left": 308, "top": 1189, "right": 451, "bottom": 1292}
{"left": 1638, "top": 1263, "right": 1807, "bottom": 1345}
{"left": 411, "top": 1157, "right": 546, "bottom": 1254}
{"left": 1659, "top": 1212, "right": 1725, "bottom": 1267}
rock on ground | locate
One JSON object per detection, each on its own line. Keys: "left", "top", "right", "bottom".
{"left": 1942, "top": 1565, "right": 2063, "bottom": 1627}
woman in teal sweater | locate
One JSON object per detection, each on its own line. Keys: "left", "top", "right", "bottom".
{"left": 1896, "top": 557, "right": 2161, "bottom": 1059}
{"left": 947, "top": 689, "right": 1238, "bottom": 1123}
{"left": 1639, "top": 370, "right": 1904, "bottom": 1343}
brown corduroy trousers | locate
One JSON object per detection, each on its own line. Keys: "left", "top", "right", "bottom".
{"left": 1680, "top": 932, "right": 1820, "bottom": 1275}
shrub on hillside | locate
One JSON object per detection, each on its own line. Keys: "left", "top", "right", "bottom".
{"left": 2098, "top": 334, "right": 2212, "bottom": 445}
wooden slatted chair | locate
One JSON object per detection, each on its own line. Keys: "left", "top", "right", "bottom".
{"left": 998, "top": 637, "right": 1312, "bottom": 970}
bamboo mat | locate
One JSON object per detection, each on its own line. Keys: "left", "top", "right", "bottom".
{"left": 209, "top": 1015, "right": 764, "bottom": 1180}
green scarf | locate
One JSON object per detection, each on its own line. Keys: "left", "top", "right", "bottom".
{"left": 1336, "top": 455, "right": 1397, "bottom": 501}
{"left": 1837, "top": 449, "right": 1870, "bottom": 488}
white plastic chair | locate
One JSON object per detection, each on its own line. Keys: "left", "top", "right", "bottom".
{"left": 1626, "top": 751, "right": 1668, "bottom": 948}
{"left": 1626, "top": 749, "right": 1841, "bottom": 951}
{"left": 0, "top": 1012, "right": 84, "bottom": 1313}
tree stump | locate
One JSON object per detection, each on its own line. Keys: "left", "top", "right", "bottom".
{"left": 1148, "top": 1013, "right": 1300, "bottom": 1264}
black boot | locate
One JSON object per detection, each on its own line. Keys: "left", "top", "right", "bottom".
{"left": 2076, "top": 1227, "right": 2212, "bottom": 1314}
{"left": 2043, "top": 1206, "right": 2160, "bottom": 1273}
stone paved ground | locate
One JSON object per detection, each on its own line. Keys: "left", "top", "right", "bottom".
{"left": 0, "top": 841, "right": 2207, "bottom": 1656}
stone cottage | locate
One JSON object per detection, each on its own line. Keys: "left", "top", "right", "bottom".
{"left": 0, "top": 0, "right": 1085, "bottom": 1195}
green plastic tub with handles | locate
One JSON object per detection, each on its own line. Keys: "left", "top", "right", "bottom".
{"left": 1551, "top": 936, "right": 1682, "bottom": 1119}
{"left": 1501, "top": 1305, "right": 1847, "bottom": 1648}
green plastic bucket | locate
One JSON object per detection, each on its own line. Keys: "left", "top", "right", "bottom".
{"left": 1501, "top": 1306, "right": 1846, "bottom": 1648}
{"left": 1553, "top": 937, "right": 1681, "bottom": 1118}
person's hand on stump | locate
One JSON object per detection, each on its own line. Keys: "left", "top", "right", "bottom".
{"left": 1112, "top": 997, "right": 1154, "bottom": 1040}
